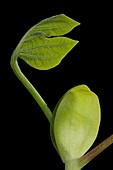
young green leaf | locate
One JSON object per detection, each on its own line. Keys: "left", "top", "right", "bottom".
{"left": 53, "top": 85, "right": 101, "bottom": 162}
{"left": 12, "top": 14, "right": 80, "bottom": 70}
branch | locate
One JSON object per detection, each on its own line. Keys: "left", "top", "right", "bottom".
{"left": 79, "top": 134, "right": 113, "bottom": 168}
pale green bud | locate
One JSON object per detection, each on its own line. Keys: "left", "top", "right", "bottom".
{"left": 53, "top": 85, "right": 101, "bottom": 162}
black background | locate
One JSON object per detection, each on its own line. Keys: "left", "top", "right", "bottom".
{"left": 1, "top": 0, "right": 112, "bottom": 169}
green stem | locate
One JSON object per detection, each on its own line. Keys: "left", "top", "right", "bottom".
{"left": 65, "top": 159, "right": 81, "bottom": 170}
{"left": 79, "top": 134, "right": 113, "bottom": 168}
{"left": 10, "top": 53, "right": 53, "bottom": 123}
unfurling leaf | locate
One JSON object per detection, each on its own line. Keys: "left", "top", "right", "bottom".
{"left": 12, "top": 14, "right": 80, "bottom": 70}
{"left": 53, "top": 85, "right": 101, "bottom": 162}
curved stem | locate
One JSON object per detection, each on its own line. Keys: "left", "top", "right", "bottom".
{"left": 79, "top": 134, "right": 113, "bottom": 168}
{"left": 10, "top": 53, "right": 53, "bottom": 123}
